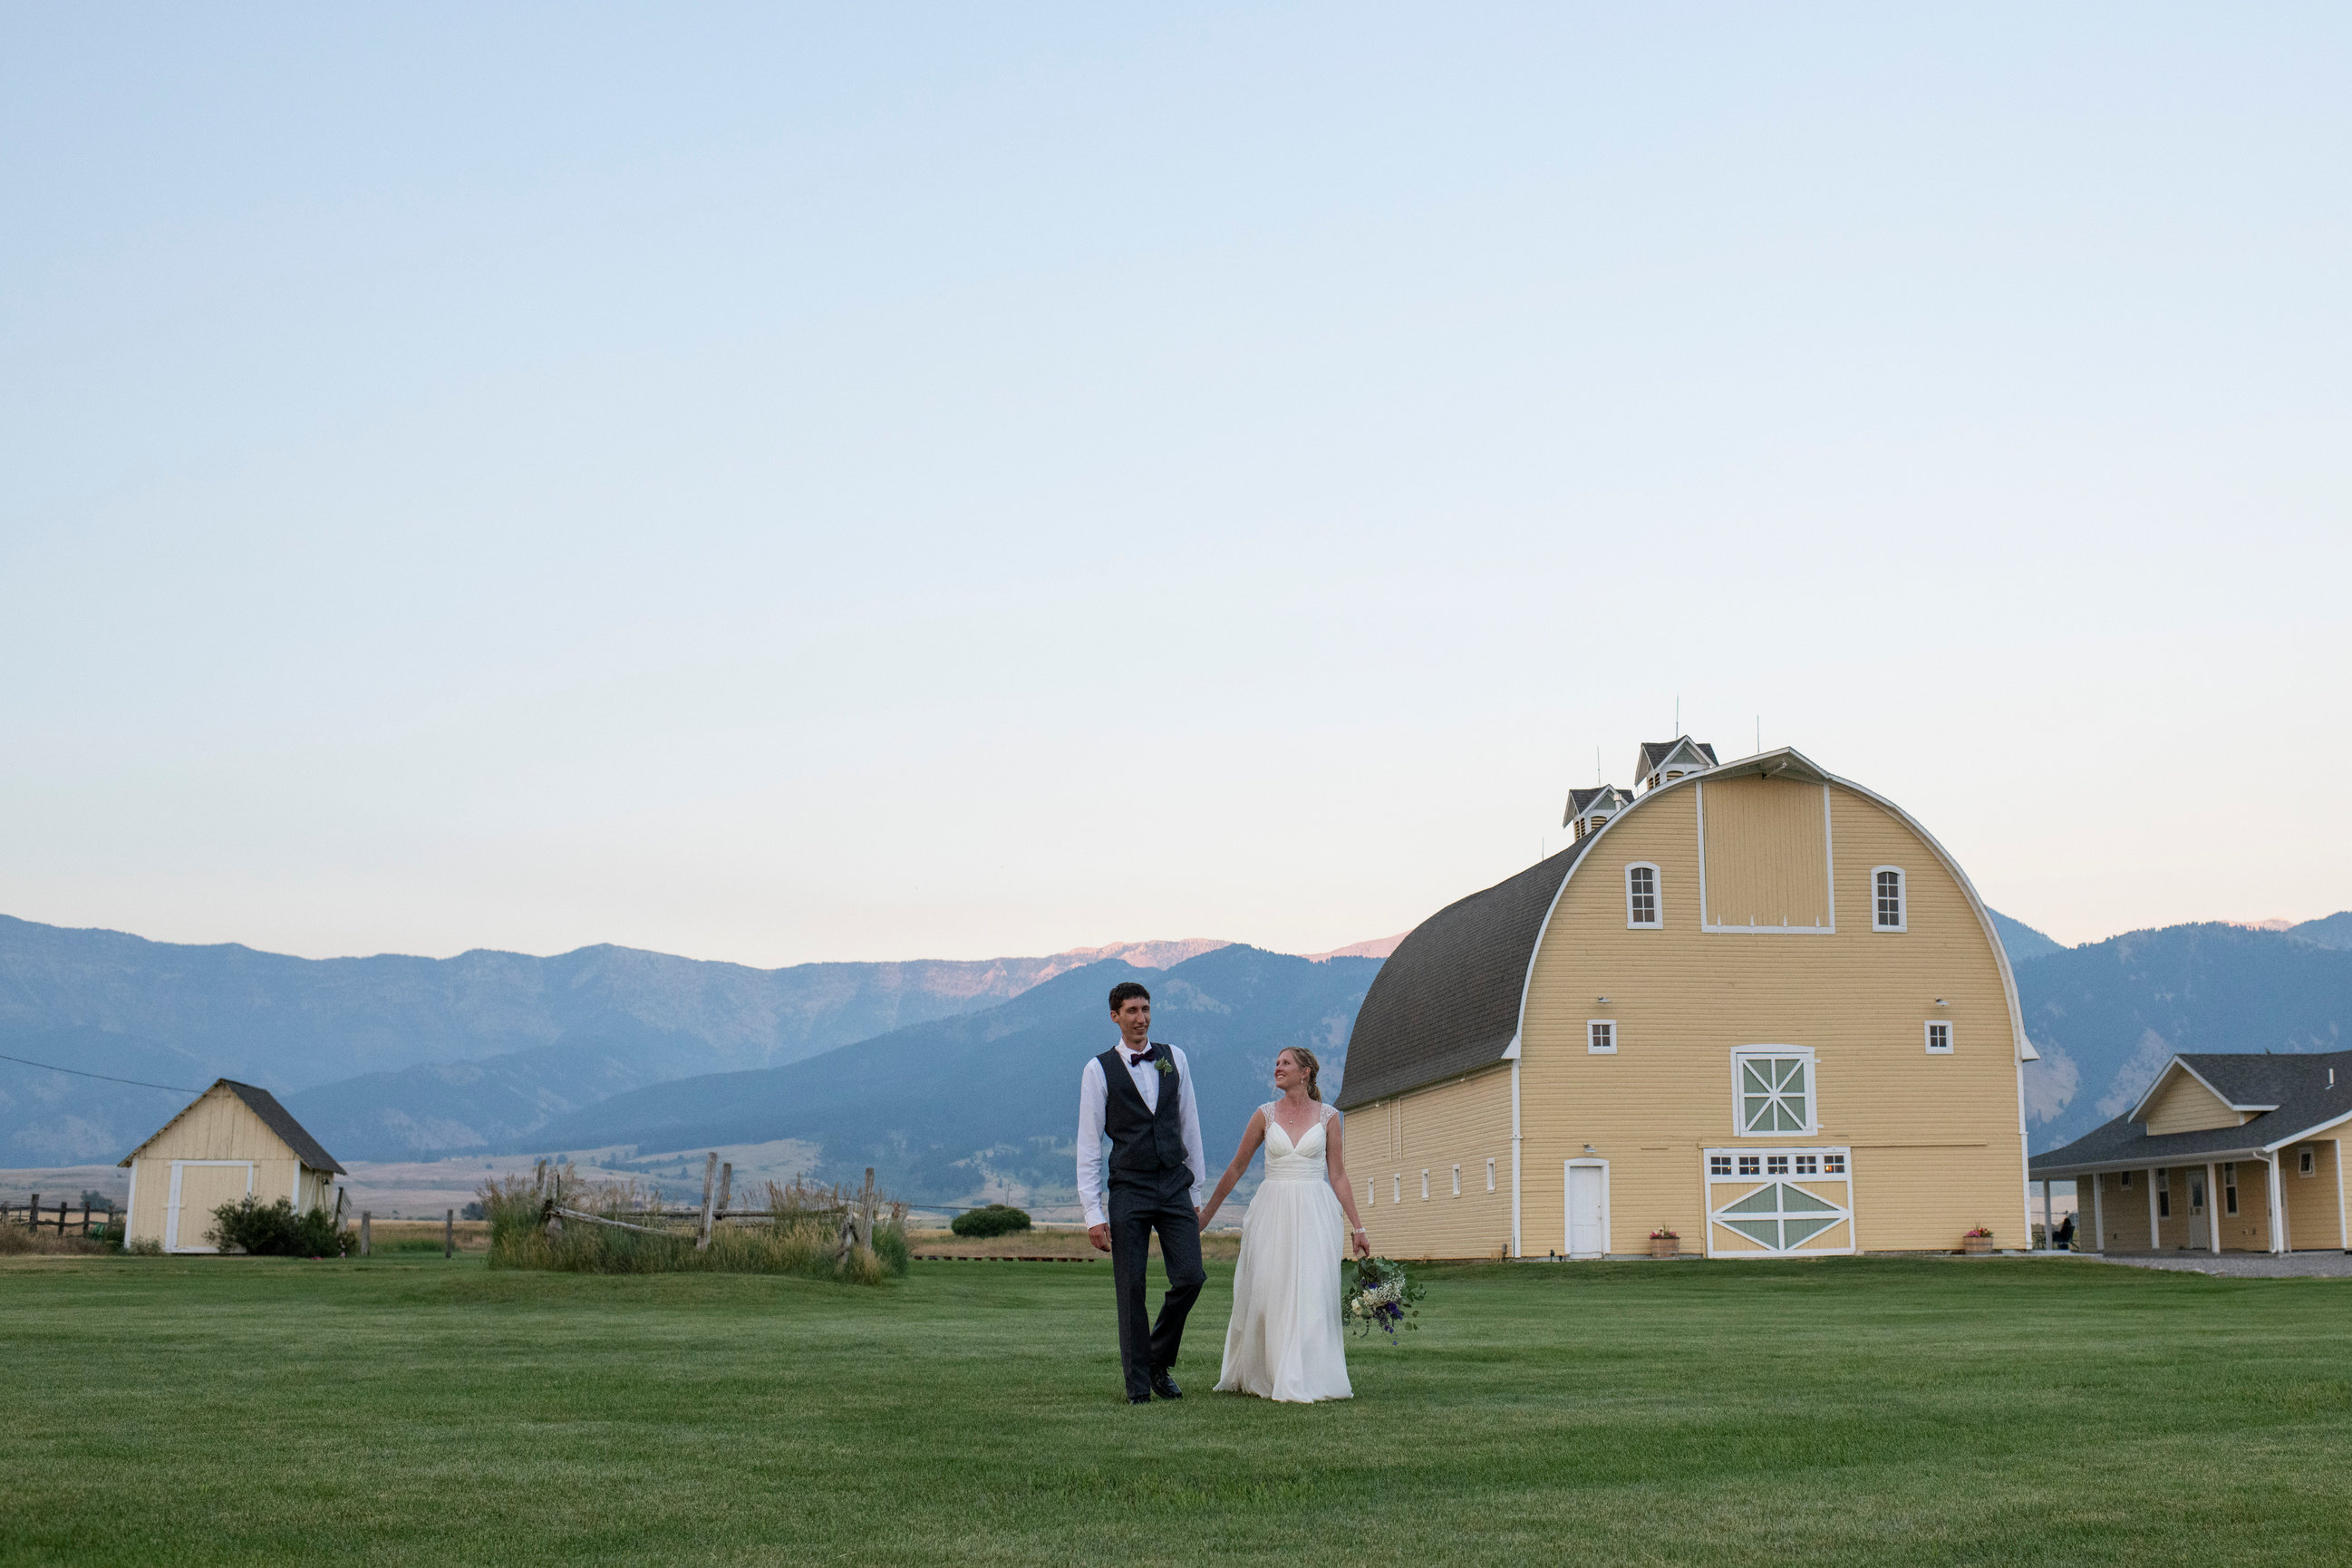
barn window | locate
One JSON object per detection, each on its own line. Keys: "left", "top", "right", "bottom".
{"left": 1588, "top": 1020, "right": 1617, "bottom": 1055}
{"left": 1710, "top": 1155, "right": 1732, "bottom": 1176}
{"left": 1795, "top": 1154, "right": 1818, "bottom": 1175}
{"left": 1737, "top": 1155, "right": 1760, "bottom": 1176}
{"left": 1625, "top": 864, "right": 1661, "bottom": 927}
{"left": 1735, "top": 1049, "right": 1815, "bottom": 1137}
{"left": 1823, "top": 1153, "right": 1845, "bottom": 1174}
{"left": 1873, "top": 867, "right": 1906, "bottom": 931}
{"left": 1925, "top": 1021, "right": 1952, "bottom": 1055}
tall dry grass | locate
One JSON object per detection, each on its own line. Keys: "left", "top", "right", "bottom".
{"left": 481, "top": 1163, "right": 905, "bottom": 1282}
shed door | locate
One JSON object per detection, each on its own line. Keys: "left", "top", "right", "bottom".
{"left": 1566, "top": 1163, "right": 1608, "bottom": 1258}
{"left": 166, "top": 1162, "right": 255, "bottom": 1253}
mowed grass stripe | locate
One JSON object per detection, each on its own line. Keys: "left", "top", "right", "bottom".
{"left": 4, "top": 1255, "right": 2347, "bottom": 1566}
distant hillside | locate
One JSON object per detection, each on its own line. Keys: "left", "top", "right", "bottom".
{"left": 2289, "top": 912, "right": 2352, "bottom": 950}
{"left": 1988, "top": 909, "right": 2065, "bottom": 967}
{"left": 0, "top": 913, "right": 1231, "bottom": 1164}
{"left": 2017, "top": 924, "right": 2352, "bottom": 1153}
{"left": 525, "top": 946, "right": 1384, "bottom": 1207}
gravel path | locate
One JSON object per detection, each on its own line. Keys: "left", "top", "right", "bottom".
{"left": 2086, "top": 1249, "right": 2352, "bottom": 1279}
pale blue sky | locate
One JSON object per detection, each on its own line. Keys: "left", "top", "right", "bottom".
{"left": 5, "top": 7, "right": 2347, "bottom": 964}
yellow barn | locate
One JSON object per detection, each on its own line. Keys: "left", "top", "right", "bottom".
{"left": 1336, "top": 740, "right": 2034, "bottom": 1259}
{"left": 120, "top": 1079, "right": 346, "bottom": 1253}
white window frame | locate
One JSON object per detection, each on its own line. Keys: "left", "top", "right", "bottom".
{"left": 1731, "top": 1046, "right": 1817, "bottom": 1138}
{"left": 1588, "top": 1019, "right": 1618, "bottom": 1055}
{"left": 1924, "top": 1021, "right": 1953, "bottom": 1055}
{"left": 2222, "top": 1162, "right": 2239, "bottom": 1215}
{"left": 1486, "top": 1157, "right": 1496, "bottom": 1192}
{"left": 2299, "top": 1146, "right": 2318, "bottom": 1177}
{"left": 1871, "top": 866, "right": 1907, "bottom": 932}
{"left": 1625, "top": 863, "right": 1662, "bottom": 928}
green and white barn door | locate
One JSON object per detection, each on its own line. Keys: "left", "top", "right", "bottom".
{"left": 1702, "top": 1148, "right": 1854, "bottom": 1257}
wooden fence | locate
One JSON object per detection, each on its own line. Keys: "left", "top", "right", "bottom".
{"left": 3, "top": 1196, "right": 115, "bottom": 1237}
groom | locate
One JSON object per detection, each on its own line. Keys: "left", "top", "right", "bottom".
{"left": 1078, "top": 980, "right": 1209, "bottom": 1403}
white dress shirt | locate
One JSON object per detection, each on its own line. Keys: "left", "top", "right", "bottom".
{"left": 1075, "top": 1041, "right": 1207, "bottom": 1228}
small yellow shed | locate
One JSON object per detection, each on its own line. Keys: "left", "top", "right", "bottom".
{"left": 120, "top": 1079, "right": 346, "bottom": 1253}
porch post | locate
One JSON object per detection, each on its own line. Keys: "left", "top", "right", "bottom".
{"left": 2041, "top": 1180, "right": 2055, "bottom": 1251}
{"left": 2205, "top": 1162, "right": 2221, "bottom": 1253}
{"left": 2091, "top": 1172, "right": 2105, "bottom": 1253}
{"left": 2147, "top": 1168, "right": 2160, "bottom": 1249}
{"left": 2267, "top": 1155, "right": 2287, "bottom": 1253}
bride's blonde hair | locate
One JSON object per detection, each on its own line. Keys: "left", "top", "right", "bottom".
{"left": 1278, "top": 1047, "right": 1322, "bottom": 1102}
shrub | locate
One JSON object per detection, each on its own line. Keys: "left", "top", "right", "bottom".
{"left": 871, "top": 1220, "right": 911, "bottom": 1275}
{"left": 951, "top": 1205, "right": 1032, "bottom": 1239}
{"left": 479, "top": 1166, "right": 901, "bottom": 1284}
{"left": 208, "top": 1195, "right": 342, "bottom": 1257}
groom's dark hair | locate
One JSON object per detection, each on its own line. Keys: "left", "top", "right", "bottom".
{"left": 1108, "top": 981, "right": 1151, "bottom": 1013}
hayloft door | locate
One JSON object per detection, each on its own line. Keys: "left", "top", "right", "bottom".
{"left": 1565, "top": 1161, "right": 1609, "bottom": 1258}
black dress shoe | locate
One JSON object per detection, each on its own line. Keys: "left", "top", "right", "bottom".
{"left": 1128, "top": 1393, "right": 1152, "bottom": 1404}
{"left": 1149, "top": 1368, "right": 1182, "bottom": 1399}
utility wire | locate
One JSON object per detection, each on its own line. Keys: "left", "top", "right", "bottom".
{"left": 0, "top": 1051, "right": 204, "bottom": 1094}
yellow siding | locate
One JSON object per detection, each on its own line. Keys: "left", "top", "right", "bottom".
{"left": 2086, "top": 1171, "right": 2160, "bottom": 1252}
{"left": 2286, "top": 1142, "right": 2346, "bottom": 1251}
{"left": 1352, "top": 1068, "right": 1513, "bottom": 1261}
{"left": 2140, "top": 1072, "right": 2247, "bottom": 1137}
{"left": 122, "top": 1086, "right": 324, "bottom": 1250}
{"left": 1699, "top": 777, "right": 1830, "bottom": 931}
{"left": 1513, "top": 780, "right": 2025, "bottom": 1254}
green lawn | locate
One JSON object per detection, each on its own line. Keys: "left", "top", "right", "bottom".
{"left": 5, "top": 1253, "right": 2347, "bottom": 1566}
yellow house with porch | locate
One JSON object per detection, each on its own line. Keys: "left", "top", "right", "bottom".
{"left": 2028, "top": 1052, "right": 2351, "bottom": 1255}
{"left": 1336, "top": 740, "right": 2035, "bottom": 1259}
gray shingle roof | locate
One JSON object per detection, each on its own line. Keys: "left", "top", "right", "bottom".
{"left": 218, "top": 1080, "right": 345, "bottom": 1173}
{"left": 1635, "top": 738, "right": 1718, "bottom": 778}
{"left": 1335, "top": 834, "right": 1602, "bottom": 1110}
{"left": 2028, "top": 1050, "right": 2352, "bottom": 1176}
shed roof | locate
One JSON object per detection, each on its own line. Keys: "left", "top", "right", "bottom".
{"left": 2028, "top": 1050, "right": 2352, "bottom": 1177}
{"left": 119, "top": 1079, "right": 346, "bottom": 1174}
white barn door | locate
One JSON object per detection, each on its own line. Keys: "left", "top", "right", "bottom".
{"left": 1565, "top": 1161, "right": 1609, "bottom": 1258}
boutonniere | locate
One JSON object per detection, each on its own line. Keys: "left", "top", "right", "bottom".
{"left": 1154, "top": 1053, "right": 1176, "bottom": 1079}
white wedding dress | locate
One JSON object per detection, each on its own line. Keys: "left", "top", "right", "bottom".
{"left": 1216, "top": 1101, "right": 1352, "bottom": 1402}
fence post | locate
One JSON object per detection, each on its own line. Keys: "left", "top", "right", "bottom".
{"left": 716, "top": 1162, "right": 733, "bottom": 1220}
{"left": 696, "top": 1153, "right": 719, "bottom": 1252}
{"left": 445, "top": 1209, "right": 454, "bottom": 1259}
{"left": 858, "top": 1167, "right": 876, "bottom": 1251}
{"left": 28, "top": 1195, "right": 36, "bottom": 1234}
{"left": 361, "top": 1211, "right": 372, "bottom": 1257}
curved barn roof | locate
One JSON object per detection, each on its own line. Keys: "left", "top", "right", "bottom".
{"left": 1335, "top": 834, "right": 1602, "bottom": 1109}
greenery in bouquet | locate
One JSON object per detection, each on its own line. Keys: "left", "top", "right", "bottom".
{"left": 1345, "top": 1254, "right": 1425, "bottom": 1341}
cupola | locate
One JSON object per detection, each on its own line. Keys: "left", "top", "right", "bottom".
{"left": 1633, "top": 736, "right": 1718, "bottom": 793}
{"left": 1563, "top": 784, "right": 1632, "bottom": 839}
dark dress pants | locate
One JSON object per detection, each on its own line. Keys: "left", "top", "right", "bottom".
{"left": 1107, "top": 1166, "right": 1206, "bottom": 1399}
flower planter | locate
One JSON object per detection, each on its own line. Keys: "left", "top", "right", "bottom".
{"left": 1960, "top": 1235, "right": 1996, "bottom": 1256}
{"left": 1649, "top": 1236, "right": 1680, "bottom": 1259}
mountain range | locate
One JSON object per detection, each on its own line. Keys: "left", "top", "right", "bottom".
{"left": 6, "top": 906, "right": 2351, "bottom": 1194}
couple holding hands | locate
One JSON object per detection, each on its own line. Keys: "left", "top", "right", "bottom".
{"left": 1075, "top": 980, "right": 1371, "bottom": 1405}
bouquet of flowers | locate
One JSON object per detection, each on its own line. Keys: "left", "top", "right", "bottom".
{"left": 1344, "top": 1255, "right": 1425, "bottom": 1341}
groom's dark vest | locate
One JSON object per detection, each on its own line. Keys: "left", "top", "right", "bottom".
{"left": 1098, "top": 1045, "right": 1187, "bottom": 1182}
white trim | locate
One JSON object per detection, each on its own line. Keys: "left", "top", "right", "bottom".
{"left": 1701, "top": 1147, "right": 1854, "bottom": 1257}
{"left": 1563, "top": 1158, "right": 1610, "bottom": 1258}
{"left": 1587, "top": 1019, "right": 1618, "bottom": 1055}
{"left": 2147, "top": 1166, "right": 2160, "bottom": 1247}
{"left": 1509, "top": 1060, "right": 1523, "bottom": 1258}
{"left": 2204, "top": 1162, "right": 2220, "bottom": 1253}
{"left": 1870, "top": 866, "right": 1908, "bottom": 933}
{"left": 1924, "top": 1021, "right": 1954, "bottom": 1055}
{"left": 164, "top": 1159, "right": 256, "bottom": 1253}
{"left": 2256, "top": 1099, "right": 2352, "bottom": 1154}
{"left": 2268, "top": 1155, "right": 2286, "bottom": 1253}
{"left": 2337, "top": 1139, "right": 2347, "bottom": 1252}
{"left": 1693, "top": 787, "right": 1708, "bottom": 924}
{"left": 1623, "top": 862, "right": 1662, "bottom": 929}
{"left": 1731, "top": 1045, "right": 1818, "bottom": 1138}
{"left": 2091, "top": 1169, "right": 2105, "bottom": 1253}
{"left": 123, "top": 1161, "right": 140, "bottom": 1244}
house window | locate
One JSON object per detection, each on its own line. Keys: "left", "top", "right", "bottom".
{"left": 1452, "top": 1165, "right": 1461, "bottom": 1197}
{"left": 1420, "top": 1170, "right": 1429, "bottom": 1201}
{"left": 1873, "top": 867, "right": 1906, "bottom": 932}
{"left": 2119, "top": 1170, "right": 2132, "bottom": 1188}
{"left": 1625, "top": 864, "right": 1661, "bottom": 927}
{"left": 1735, "top": 1050, "right": 1815, "bottom": 1136}
{"left": 1924, "top": 1021, "right": 1952, "bottom": 1055}
{"left": 2156, "top": 1168, "right": 2169, "bottom": 1218}
{"left": 2190, "top": 1175, "right": 2205, "bottom": 1215}
{"left": 1710, "top": 1155, "right": 1733, "bottom": 1176}
{"left": 1589, "top": 1020, "right": 1617, "bottom": 1055}
{"left": 2299, "top": 1147, "right": 2318, "bottom": 1177}
{"left": 2222, "top": 1163, "right": 2238, "bottom": 1215}
{"left": 1486, "top": 1158, "right": 1496, "bottom": 1191}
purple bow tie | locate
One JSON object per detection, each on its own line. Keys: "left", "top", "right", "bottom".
{"left": 1128, "top": 1050, "right": 1154, "bottom": 1069}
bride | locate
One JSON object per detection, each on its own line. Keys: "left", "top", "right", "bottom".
{"left": 1197, "top": 1046, "right": 1371, "bottom": 1403}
